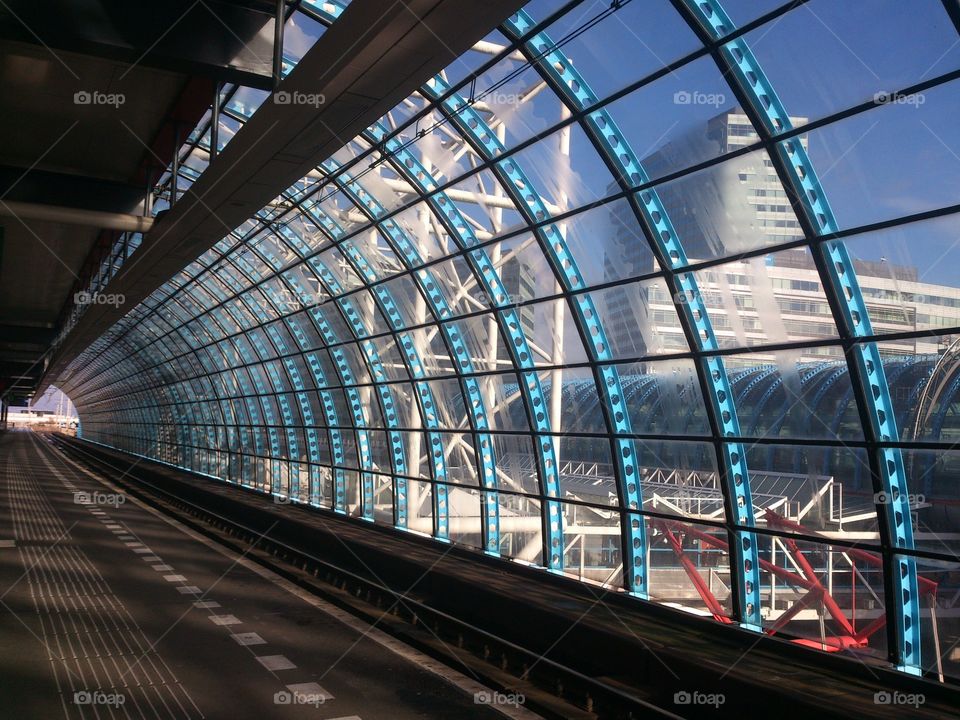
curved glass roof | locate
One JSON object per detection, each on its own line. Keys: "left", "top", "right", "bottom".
{"left": 55, "top": 0, "right": 960, "bottom": 680}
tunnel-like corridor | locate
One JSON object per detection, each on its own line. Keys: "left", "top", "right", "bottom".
{"left": 3, "top": 0, "right": 960, "bottom": 717}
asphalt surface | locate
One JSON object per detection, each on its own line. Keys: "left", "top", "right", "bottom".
{"left": 0, "top": 430, "right": 534, "bottom": 720}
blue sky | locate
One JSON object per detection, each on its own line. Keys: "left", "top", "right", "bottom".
{"left": 516, "top": 0, "right": 960, "bottom": 285}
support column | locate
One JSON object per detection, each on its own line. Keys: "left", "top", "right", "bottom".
{"left": 171, "top": 126, "right": 180, "bottom": 206}
{"left": 211, "top": 82, "right": 222, "bottom": 160}
{"left": 273, "top": 0, "right": 286, "bottom": 90}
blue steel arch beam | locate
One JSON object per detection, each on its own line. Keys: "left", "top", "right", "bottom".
{"left": 233, "top": 259, "right": 302, "bottom": 493}
{"left": 304, "top": 271, "right": 375, "bottom": 516}
{"left": 148, "top": 314, "right": 220, "bottom": 471}
{"left": 330, "top": 142, "right": 500, "bottom": 554}
{"left": 285, "top": 198, "right": 450, "bottom": 532}
{"left": 281, "top": 200, "right": 423, "bottom": 528}
{"left": 234, "top": 229, "right": 356, "bottom": 506}
{"left": 680, "top": 0, "right": 922, "bottom": 671}
{"left": 321, "top": 157, "right": 509, "bottom": 544}
{"left": 228, "top": 249, "right": 317, "bottom": 500}
{"left": 88, "top": 330, "right": 190, "bottom": 462}
{"left": 281, "top": 204, "right": 454, "bottom": 530}
{"left": 364, "top": 117, "right": 583, "bottom": 555}
{"left": 421, "top": 76, "right": 622, "bottom": 576}
{"left": 501, "top": 9, "right": 758, "bottom": 618}
{"left": 247, "top": 217, "right": 388, "bottom": 518}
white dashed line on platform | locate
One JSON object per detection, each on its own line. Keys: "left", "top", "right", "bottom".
{"left": 194, "top": 600, "right": 220, "bottom": 609}
{"left": 151, "top": 564, "right": 174, "bottom": 571}
{"left": 163, "top": 574, "right": 188, "bottom": 582}
{"left": 177, "top": 586, "right": 202, "bottom": 594}
{"left": 230, "top": 632, "right": 266, "bottom": 646}
{"left": 209, "top": 615, "right": 241, "bottom": 626}
{"left": 256, "top": 655, "right": 296, "bottom": 671}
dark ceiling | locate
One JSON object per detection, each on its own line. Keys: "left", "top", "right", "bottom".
{"left": 0, "top": 0, "right": 276, "bottom": 405}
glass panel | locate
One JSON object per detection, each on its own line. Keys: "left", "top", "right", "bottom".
{"left": 646, "top": 148, "right": 800, "bottom": 261}
{"left": 745, "top": 0, "right": 960, "bottom": 124}
{"left": 787, "top": 80, "right": 960, "bottom": 230}
{"left": 843, "top": 214, "right": 960, "bottom": 335}
{"left": 536, "top": 0, "right": 700, "bottom": 99}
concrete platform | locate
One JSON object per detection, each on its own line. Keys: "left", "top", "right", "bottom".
{"left": 0, "top": 430, "right": 531, "bottom": 719}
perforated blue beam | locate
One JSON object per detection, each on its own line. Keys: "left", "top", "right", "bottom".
{"left": 684, "top": 0, "right": 921, "bottom": 669}
{"left": 423, "top": 77, "right": 581, "bottom": 571}
{"left": 283, "top": 201, "right": 413, "bottom": 522}
{"left": 502, "top": 9, "right": 761, "bottom": 613}
{"left": 246, "top": 225, "right": 357, "bottom": 512}
{"left": 287, "top": 196, "right": 448, "bottom": 531}
{"left": 368, "top": 122, "right": 562, "bottom": 562}
{"left": 324, "top": 158, "right": 511, "bottom": 543}
{"left": 364, "top": 121, "right": 508, "bottom": 553}
{"left": 270, "top": 213, "right": 410, "bottom": 522}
